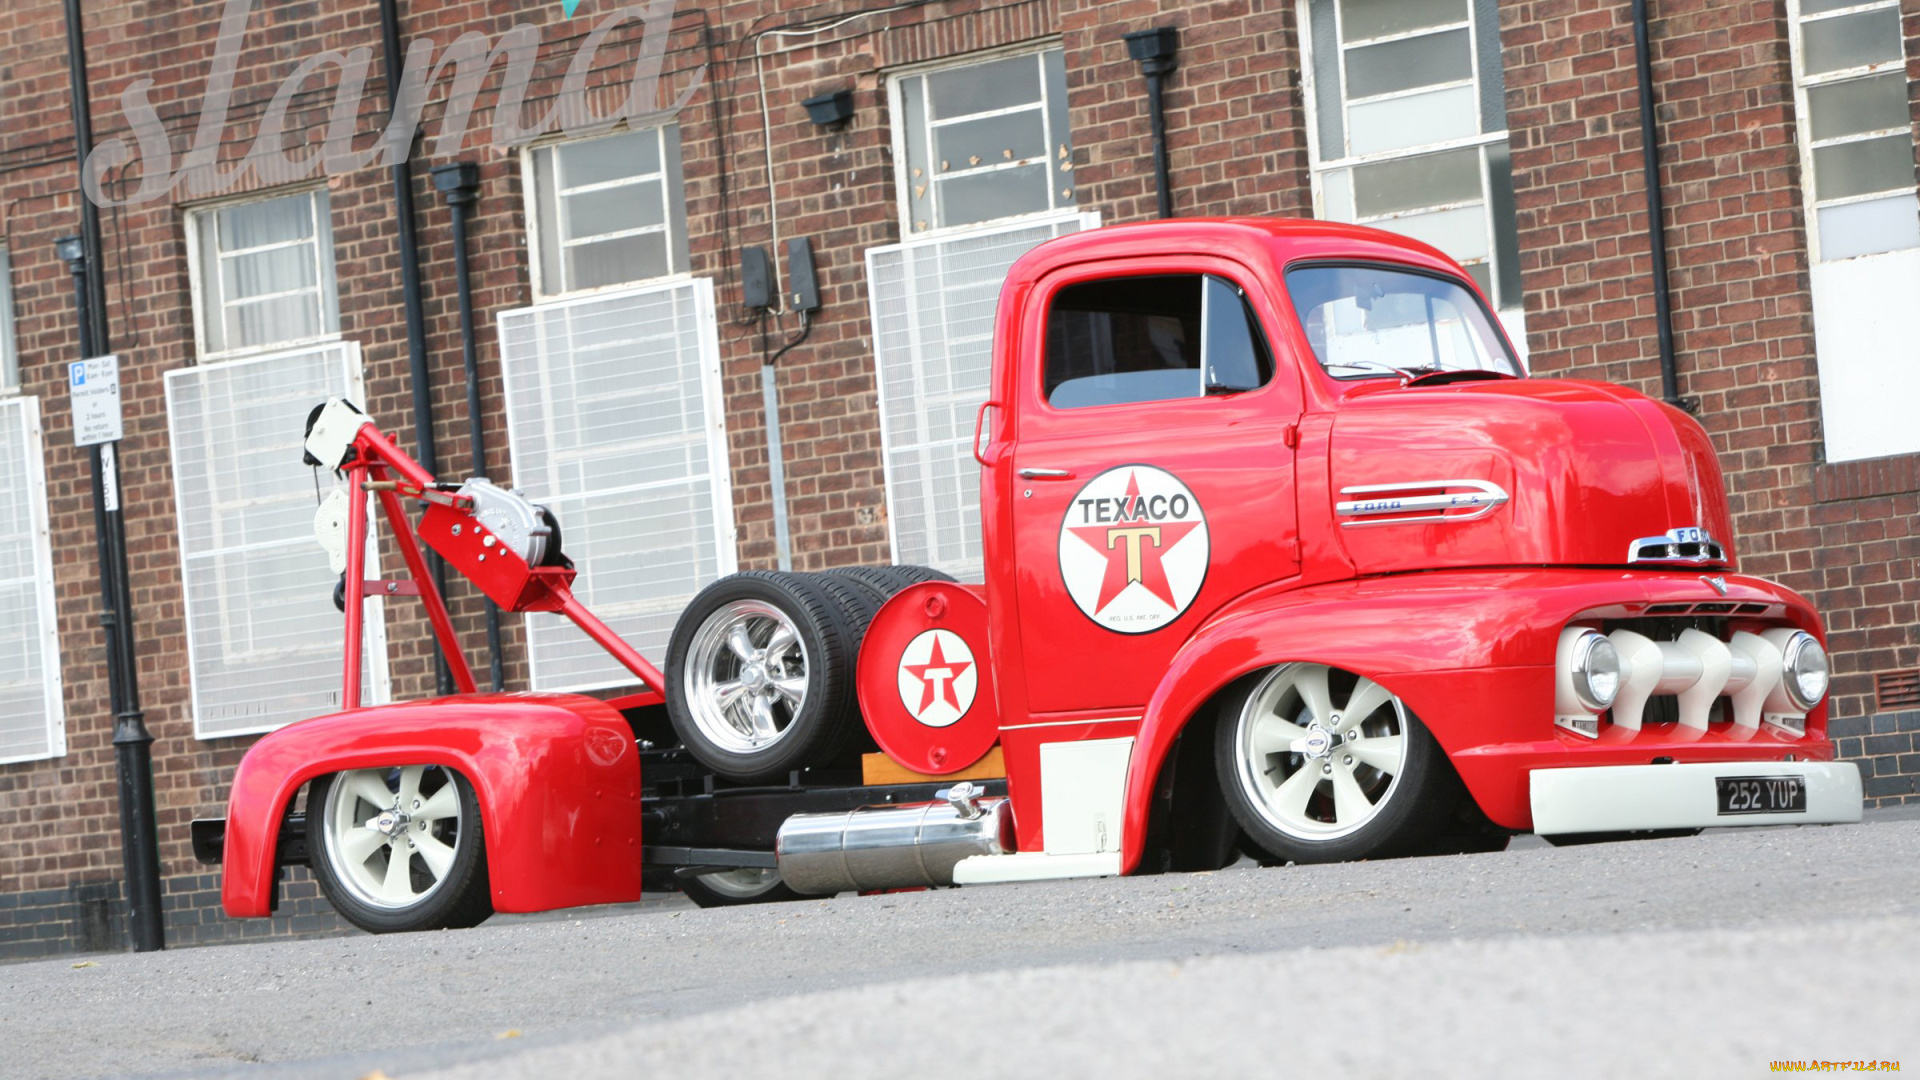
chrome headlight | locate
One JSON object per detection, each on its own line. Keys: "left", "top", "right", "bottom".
{"left": 1569, "top": 630, "right": 1621, "bottom": 712}
{"left": 1780, "top": 631, "right": 1829, "bottom": 711}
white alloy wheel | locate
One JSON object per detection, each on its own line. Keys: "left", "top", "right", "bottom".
{"left": 321, "top": 765, "right": 466, "bottom": 910}
{"left": 695, "top": 868, "right": 784, "bottom": 898}
{"left": 683, "top": 600, "right": 811, "bottom": 754}
{"left": 1231, "top": 663, "right": 1411, "bottom": 841}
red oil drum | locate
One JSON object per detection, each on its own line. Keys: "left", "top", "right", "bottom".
{"left": 855, "top": 582, "right": 999, "bottom": 775}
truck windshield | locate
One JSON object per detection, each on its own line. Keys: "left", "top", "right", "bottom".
{"left": 1285, "top": 264, "right": 1521, "bottom": 380}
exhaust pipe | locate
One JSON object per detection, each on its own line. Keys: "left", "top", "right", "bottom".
{"left": 776, "top": 783, "right": 1013, "bottom": 895}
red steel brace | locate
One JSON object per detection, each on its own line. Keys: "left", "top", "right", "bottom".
{"left": 334, "top": 421, "right": 666, "bottom": 709}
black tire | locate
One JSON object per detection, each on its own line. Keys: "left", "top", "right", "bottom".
{"left": 307, "top": 766, "right": 493, "bottom": 934}
{"left": 665, "top": 571, "right": 860, "bottom": 781}
{"left": 676, "top": 868, "right": 818, "bottom": 908}
{"left": 889, "top": 564, "right": 957, "bottom": 586}
{"left": 1215, "top": 664, "right": 1461, "bottom": 865}
{"left": 1542, "top": 828, "right": 1702, "bottom": 847}
{"left": 811, "top": 572, "right": 883, "bottom": 638}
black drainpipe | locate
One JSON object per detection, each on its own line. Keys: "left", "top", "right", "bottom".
{"left": 1630, "top": 0, "right": 1689, "bottom": 410}
{"left": 62, "top": 0, "right": 164, "bottom": 953}
{"left": 377, "top": 0, "right": 457, "bottom": 694}
{"left": 432, "top": 162, "right": 505, "bottom": 693}
{"left": 1123, "top": 26, "right": 1180, "bottom": 219}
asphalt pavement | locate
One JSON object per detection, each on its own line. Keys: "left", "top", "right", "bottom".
{"left": 5, "top": 814, "right": 1917, "bottom": 1080}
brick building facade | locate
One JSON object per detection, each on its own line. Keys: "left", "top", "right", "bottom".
{"left": 0, "top": 0, "right": 1915, "bottom": 958}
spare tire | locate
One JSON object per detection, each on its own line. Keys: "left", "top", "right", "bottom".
{"left": 666, "top": 571, "right": 860, "bottom": 781}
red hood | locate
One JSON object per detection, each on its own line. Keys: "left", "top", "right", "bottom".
{"left": 1324, "top": 378, "right": 1734, "bottom": 574}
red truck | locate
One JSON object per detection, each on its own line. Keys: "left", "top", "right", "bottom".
{"left": 197, "top": 219, "right": 1862, "bottom": 934}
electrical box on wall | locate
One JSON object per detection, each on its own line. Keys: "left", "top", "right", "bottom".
{"left": 740, "top": 247, "right": 774, "bottom": 311}
{"left": 787, "top": 238, "right": 821, "bottom": 313}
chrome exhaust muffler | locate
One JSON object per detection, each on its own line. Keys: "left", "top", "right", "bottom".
{"left": 775, "top": 782, "right": 1013, "bottom": 895}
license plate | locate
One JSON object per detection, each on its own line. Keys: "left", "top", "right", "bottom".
{"left": 1716, "top": 775, "right": 1807, "bottom": 815}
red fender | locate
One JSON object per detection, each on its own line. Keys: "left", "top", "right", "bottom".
{"left": 1121, "top": 570, "right": 1826, "bottom": 872}
{"left": 222, "top": 694, "right": 642, "bottom": 917}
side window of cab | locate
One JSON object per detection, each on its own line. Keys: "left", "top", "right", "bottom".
{"left": 1044, "top": 274, "right": 1274, "bottom": 409}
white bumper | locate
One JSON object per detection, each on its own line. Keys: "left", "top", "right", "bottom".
{"left": 1529, "top": 760, "right": 1862, "bottom": 835}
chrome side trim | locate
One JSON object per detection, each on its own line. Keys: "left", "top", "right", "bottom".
{"left": 1335, "top": 479, "right": 1510, "bottom": 527}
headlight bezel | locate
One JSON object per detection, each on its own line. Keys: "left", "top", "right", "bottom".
{"left": 1568, "top": 630, "right": 1621, "bottom": 713}
{"left": 1780, "top": 631, "right": 1829, "bottom": 712}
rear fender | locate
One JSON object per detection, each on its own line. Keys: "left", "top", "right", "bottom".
{"left": 222, "top": 694, "right": 642, "bottom": 917}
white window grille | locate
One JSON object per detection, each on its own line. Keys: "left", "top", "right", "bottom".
{"left": 0, "top": 247, "right": 18, "bottom": 391}
{"left": 866, "top": 212, "right": 1099, "bottom": 581}
{"left": 0, "top": 396, "right": 65, "bottom": 763}
{"left": 498, "top": 278, "right": 736, "bottom": 692}
{"left": 166, "top": 343, "right": 390, "bottom": 738}
{"left": 1788, "top": 0, "right": 1920, "bottom": 462}
{"left": 188, "top": 189, "right": 339, "bottom": 357}
{"left": 891, "top": 46, "right": 1076, "bottom": 234}
{"left": 1301, "top": 0, "right": 1527, "bottom": 356}
{"left": 526, "top": 125, "right": 691, "bottom": 300}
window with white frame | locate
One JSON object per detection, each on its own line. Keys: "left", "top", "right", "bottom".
{"left": 177, "top": 193, "right": 387, "bottom": 737}
{"left": 893, "top": 48, "right": 1075, "bottom": 234}
{"left": 505, "top": 124, "right": 734, "bottom": 691}
{"left": 0, "top": 266, "right": 66, "bottom": 763}
{"left": 1788, "top": 0, "right": 1920, "bottom": 462}
{"left": 191, "top": 189, "right": 339, "bottom": 357}
{"left": 1301, "top": 0, "right": 1526, "bottom": 351}
{"left": 528, "top": 125, "right": 690, "bottom": 299}
{"left": 870, "top": 46, "right": 1092, "bottom": 580}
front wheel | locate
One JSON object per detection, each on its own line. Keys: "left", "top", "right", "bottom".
{"left": 1217, "top": 664, "right": 1460, "bottom": 864}
{"left": 307, "top": 765, "right": 493, "bottom": 934}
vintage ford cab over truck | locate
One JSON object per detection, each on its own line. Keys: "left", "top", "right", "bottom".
{"left": 198, "top": 219, "right": 1863, "bottom": 933}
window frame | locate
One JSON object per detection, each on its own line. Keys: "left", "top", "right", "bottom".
{"left": 184, "top": 186, "right": 341, "bottom": 361}
{"left": 886, "top": 40, "right": 1075, "bottom": 238}
{"left": 1786, "top": 0, "right": 1919, "bottom": 264}
{"left": 0, "top": 394, "right": 66, "bottom": 764}
{"left": 1298, "top": 0, "right": 1526, "bottom": 321}
{"left": 1280, "top": 258, "right": 1526, "bottom": 381}
{"left": 495, "top": 276, "right": 738, "bottom": 693}
{"left": 520, "top": 122, "right": 692, "bottom": 302}
{"left": 165, "top": 341, "right": 391, "bottom": 739}
{"left": 1038, "top": 272, "right": 1279, "bottom": 411}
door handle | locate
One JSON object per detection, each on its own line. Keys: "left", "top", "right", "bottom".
{"left": 1018, "top": 468, "right": 1076, "bottom": 480}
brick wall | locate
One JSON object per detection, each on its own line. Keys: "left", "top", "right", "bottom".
{"left": 1, "top": 0, "right": 1915, "bottom": 960}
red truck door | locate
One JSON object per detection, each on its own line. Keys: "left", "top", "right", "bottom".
{"left": 1008, "top": 264, "right": 1302, "bottom": 715}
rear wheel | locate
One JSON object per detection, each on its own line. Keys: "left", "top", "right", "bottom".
{"left": 677, "top": 868, "right": 813, "bottom": 908}
{"left": 307, "top": 765, "right": 493, "bottom": 934}
{"left": 1217, "top": 663, "right": 1459, "bottom": 864}
{"left": 666, "top": 571, "right": 859, "bottom": 781}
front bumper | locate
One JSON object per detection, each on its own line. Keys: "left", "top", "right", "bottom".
{"left": 1529, "top": 760, "right": 1862, "bottom": 834}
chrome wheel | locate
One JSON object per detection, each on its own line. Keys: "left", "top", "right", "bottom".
{"left": 1231, "top": 664, "right": 1410, "bottom": 841}
{"left": 320, "top": 765, "right": 465, "bottom": 910}
{"left": 696, "top": 868, "right": 783, "bottom": 898}
{"left": 683, "top": 600, "right": 810, "bottom": 754}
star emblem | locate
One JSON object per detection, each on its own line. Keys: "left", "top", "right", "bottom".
{"left": 902, "top": 636, "right": 973, "bottom": 714}
{"left": 1066, "top": 471, "right": 1200, "bottom": 614}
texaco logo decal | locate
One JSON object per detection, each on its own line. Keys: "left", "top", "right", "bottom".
{"left": 1059, "top": 465, "right": 1210, "bottom": 634}
{"left": 897, "top": 629, "right": 978, "bottom": 728}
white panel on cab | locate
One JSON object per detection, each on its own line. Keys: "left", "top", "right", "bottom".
{"left": 1811, "top": 247, "right": 1920, "bottom": 463}
{"left": 1038, "top": 737, "right": 1134, "bottom": 855}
